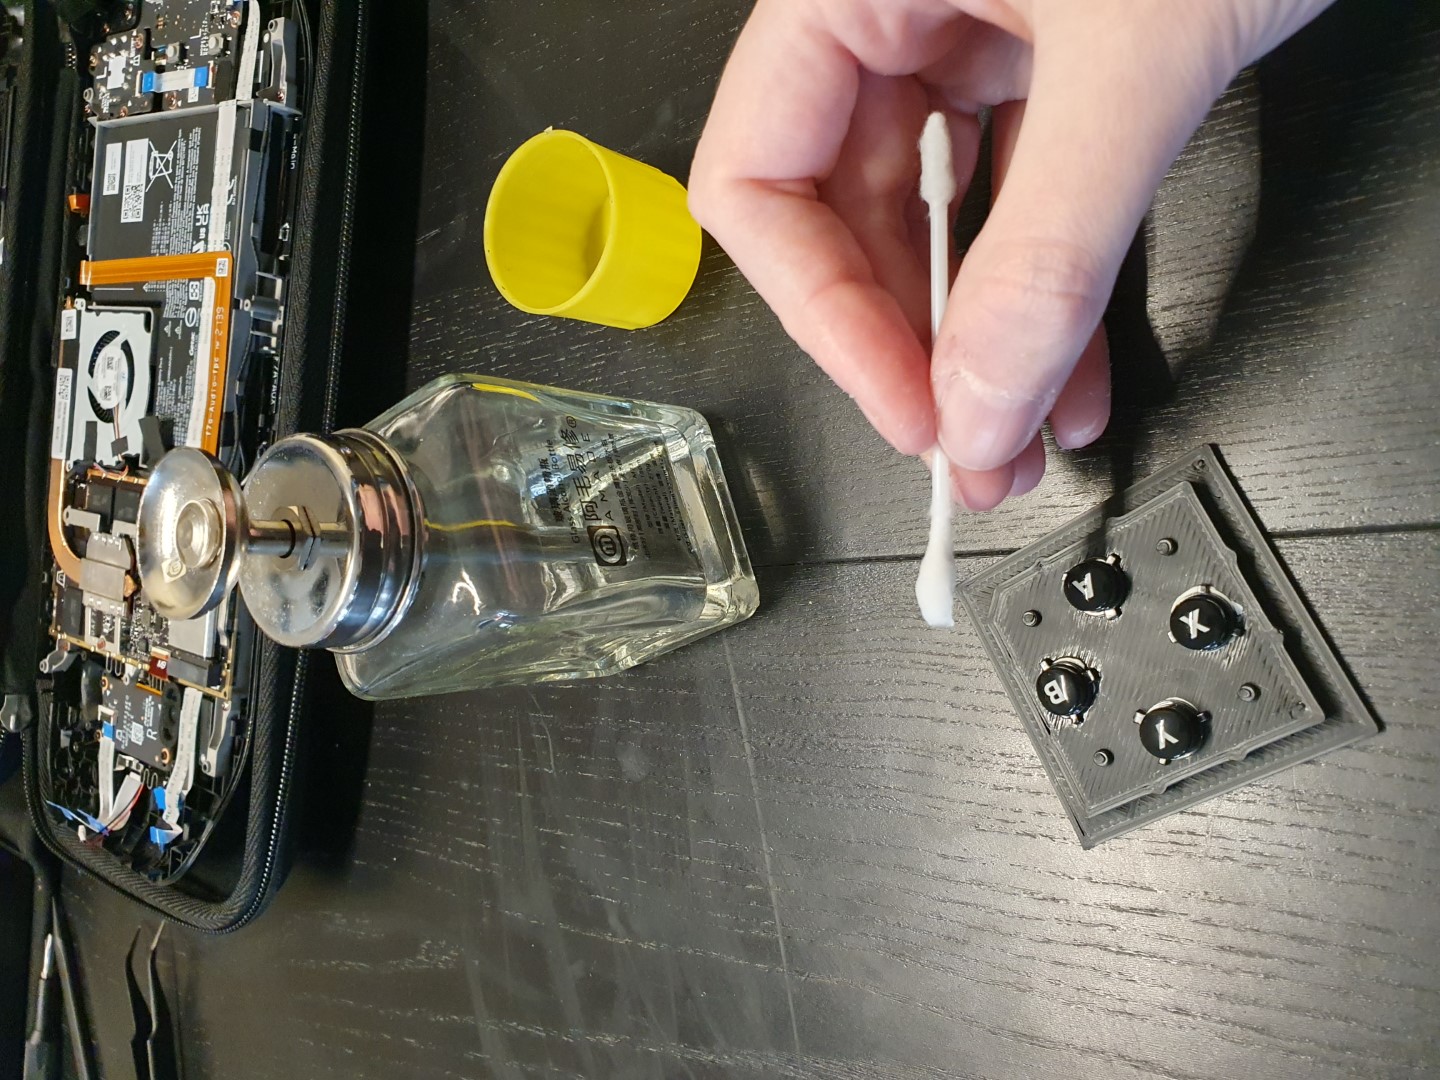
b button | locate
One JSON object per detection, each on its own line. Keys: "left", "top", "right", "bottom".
{"left": 1035, "top": 658, "right": 1098, "bottom": 719}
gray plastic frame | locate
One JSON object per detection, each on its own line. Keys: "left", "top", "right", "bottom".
{"left": 961, "top": 446, "right": 1379, "bottom": 847}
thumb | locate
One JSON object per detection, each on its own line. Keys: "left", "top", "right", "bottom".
{"left": 933, "top": 13, "right": 1239, "bottom": 472}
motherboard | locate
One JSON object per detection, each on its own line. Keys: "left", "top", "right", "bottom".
{"left": 41, "top": 0, "right": 306, "bottom": 881}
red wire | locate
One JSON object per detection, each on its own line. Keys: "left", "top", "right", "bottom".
{"left": 98, "top": 781, "right": 146, "bottom": 835}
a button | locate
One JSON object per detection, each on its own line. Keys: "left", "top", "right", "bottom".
{"left": 1036, "top": 658, "right": 1098, "bottom": 718}
{"left": 1136, "top": 700, "right": 1206, "bottom": 760}
{"left": 1063, "top": 558, "right": 1128, "bottom": 613}
{"left": 1169, "top": 591, "right": 1238, "bottom": 650}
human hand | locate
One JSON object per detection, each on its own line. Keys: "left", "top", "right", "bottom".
{"left": 690, "top": 0, "right": 1333, "bottom": 509}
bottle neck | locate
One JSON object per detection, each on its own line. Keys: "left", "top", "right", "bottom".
{"left": 321, "top": 429, "right": 422, "bottom": 653}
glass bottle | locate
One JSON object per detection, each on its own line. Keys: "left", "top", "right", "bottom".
{"left": 137, "top": 375, "right": 758, "bottom": 699}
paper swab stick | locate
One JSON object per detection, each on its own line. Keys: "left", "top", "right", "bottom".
{"left": 914, "top": 112, "right": 957, "bottom": 629}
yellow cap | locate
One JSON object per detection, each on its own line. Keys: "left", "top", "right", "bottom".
{"left": 483, "top": 130, "right": 702, "bottom": 330}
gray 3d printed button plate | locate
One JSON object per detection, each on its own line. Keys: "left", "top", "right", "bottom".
{"left": 961, "top": 446, "right": 1379, "bottom": 848}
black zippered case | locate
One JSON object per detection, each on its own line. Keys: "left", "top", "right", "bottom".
{"left": 0, "top": 0, "right": 370, "bottom": 933}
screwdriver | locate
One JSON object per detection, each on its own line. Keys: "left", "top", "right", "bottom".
{"left": 23, "top": 932, "right": 58, "bottom": 1080}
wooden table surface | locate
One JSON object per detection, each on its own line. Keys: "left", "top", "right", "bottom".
{"left": 61, "top": 1, "right": 1440, "bottom": 1077}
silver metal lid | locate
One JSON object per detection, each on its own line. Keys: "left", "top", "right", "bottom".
{"left": 238, "top": 432, "right": 415, "bottom": 649}
{"left": 136, "top": 432, "right": 417, "bottom": 651}
{"left": 137, "top": 449, "right": 247, "bottom": 621}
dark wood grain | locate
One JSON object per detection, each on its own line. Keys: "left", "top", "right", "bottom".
{"left": 52, "top": 0, "right": 1440, "bottom": 1077}
{"left": 60, "top": 533, "right": 1440, "bottom": 1079}
{"left": 396, "top": 0, "right": 1440, "bottom": 566}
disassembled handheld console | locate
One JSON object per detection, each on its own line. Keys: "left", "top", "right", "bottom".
{"left": 40, "top": 0, "right": 306, "bottom": 880}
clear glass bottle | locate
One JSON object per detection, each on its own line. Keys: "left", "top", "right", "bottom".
{"left": 137, "top": 375, "right": 758, "bottom": 699}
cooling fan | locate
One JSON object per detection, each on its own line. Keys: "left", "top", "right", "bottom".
{"left": 69, "top": 307, "right": 153, "bottom": 466}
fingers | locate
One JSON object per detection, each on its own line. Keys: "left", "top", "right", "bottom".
{"left": 1008, "top": 434, "right": 1047, "bottom": 498}
{"left": 946, "top": 431, "right": 1046, "bottom": 510}
{"left": 1050, "top": 326, "right": 1111, "bottom": 450}
{"left": 997, "top": 101, "right": 1110, "bottom": 454}
{"left": 947, "top": 329, "right": 1095, "bottom": 511}
{"left": 820, "top": 73, "right": 981, "bottom": 344}
{"left": 932, "top": 8, "right": 1240, "bottom": 472}
{"left": 951, "top": 458, "right": 1015, "bottom": 512}
{"left": 921, "top": 19, "right": 1032, "bottom": 112}
{"left": 690, "top": 0, "right": 965, "bottom": 456}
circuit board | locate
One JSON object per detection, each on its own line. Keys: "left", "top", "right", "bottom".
{"left": 40, "top": 0, "right": 306, "bottom": 882}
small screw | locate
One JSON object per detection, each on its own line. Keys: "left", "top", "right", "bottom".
{"left": 1238, "top": 683, "right": 1261, "bottom": 702}
{"left": 1093, "top": 749, "right": 1113, "bottom": 767}
{"left": 1156, "top": 538, "right": 1178, "bottom": 556}
{"left": 1289, "top": 701, "right": 1310, "bottom": 720}
{"left": 1021, "top": 610, "right": 1042, "bottom": 627}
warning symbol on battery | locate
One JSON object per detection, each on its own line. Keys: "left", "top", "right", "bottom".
{"left": 588, "top": 525, "right": 626, "bottom": 567}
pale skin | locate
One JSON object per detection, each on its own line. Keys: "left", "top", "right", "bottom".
{"left": 690, "top": 0, "right": 1335, "bottom": 510}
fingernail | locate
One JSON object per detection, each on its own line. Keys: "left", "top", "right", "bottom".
{"left": 938, "top": 378, "right": 1044, "bottom": 473}
{"left": 1009, "top": 463, "right": 1042, "bottom": 499}
{"left": 1053, "top": 416, "right": 1107, "bottom": 451}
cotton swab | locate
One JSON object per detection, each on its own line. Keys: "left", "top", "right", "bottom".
{"left": 914, "top": 112, "right": 957, "bottom": 629}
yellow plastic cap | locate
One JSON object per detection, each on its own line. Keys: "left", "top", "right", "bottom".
{"left": 483, "top": 130, "right": 703, "bottom": 330}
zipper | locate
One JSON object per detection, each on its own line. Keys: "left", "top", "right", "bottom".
{"left": 229, "top": 651, "right": 307, "bottom": 931}
{"left": 231, "top": 0, "right": 369, "bottom": 933}
{"left": 318, "top": 0, "right": 365, "bottom": 435}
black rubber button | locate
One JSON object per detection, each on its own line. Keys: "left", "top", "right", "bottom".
{"left": 1170, "top": 592, "right": 1237, "bottom": 651}
{"left": 1036, "top": 659, "right": 1098, "bottom": 718}
{"left": 1063, "top": 559, "right": 1128, "bottom": 613}
{"left": 1138, "top": 700, "right": 1206, "bottom": 760}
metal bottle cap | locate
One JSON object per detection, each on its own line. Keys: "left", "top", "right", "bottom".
{"left": 137, "top": 431, "right": 417, "bottom": 651}
{"left": 137, "top": 449, "right": 247, "bottom": 621}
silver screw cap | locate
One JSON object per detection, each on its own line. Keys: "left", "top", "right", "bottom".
{"left": 137, "top": 449, "right": 246, "bottom": 621}
{"left": 137, "top": 432, "right": 416, "bottom": 651}
{"left": 237, "top": 432, "right": 415, "bottom": 650}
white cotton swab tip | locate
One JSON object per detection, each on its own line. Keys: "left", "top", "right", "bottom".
{"left": 915, "top": 449, "right": 955, "bottom": 628}
{"left": 914, "top": 111, "right": 956, "bottom": 629}
{"left": 919, "top": 112, "right": 957, "bottom": 209}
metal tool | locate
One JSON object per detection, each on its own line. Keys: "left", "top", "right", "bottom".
{"left": 22, "top": 933, "right": 56, "bottom": 1080}
{"left": 48, "top": 898, "right": 95, "bottom": 1080}
{"left": 125, "top": 924, "right": 179, "bottom": 1080}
